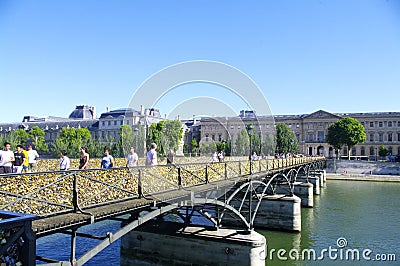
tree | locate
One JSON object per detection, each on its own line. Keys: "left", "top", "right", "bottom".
{"left": 191, "top": 138, "right": 198, "bottom": 154}
{"left": 326, "top": 117, "right": 366, "bottom": 159}
{"left": 119, "top": 125, "right": 134, "bottom": 157}
{"left": 147, "top": 120, "right": 183, "bottom": 157}
{"left": 262, "top": 134, "right": 276, "bottom": 156}
{"left": 51, "top": 127, "right": 91, "bottom": 157}
{"left": 235, "top": 129, "right": 250, "bottom": 156}
{"left": 14, "top": 129, "right": 29, "bottom": 145}
{"left": 275, "top": 123, "right": 298, "bottom": 154}
{"left": 29, "top": 126, "right": 48, "bottom": 152}
{"left": 378, "top": 145, "right": 389, "bottom": 158}
{"left": 224, "top": 140, "right": 232, "bottom": 156}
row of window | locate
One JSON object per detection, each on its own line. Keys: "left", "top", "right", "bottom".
{"left": 368, "top": 132, "right": 400, "bottom": 142}
{"left": 101, "top": 120, "right": 127, "bottom": 127}
{"left": 344, "top": 146, "right": 400, "bottom": 156}
{"left": 362, "top": 121, "right": 400, "bottom": 128}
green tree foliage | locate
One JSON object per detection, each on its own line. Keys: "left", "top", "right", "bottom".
{"left": 224, "top": 140, "right": 232, "bottom": 156}
{"left": 29, "top": 126, "right": 48, "bottom": 152}
{"left": 199, "top": 141, "right": 217, "bottom": 154}
{"left": 134, "top": 125, "right": 146, "bottom": 157}
{"left": 51, "top": 127, "right": 91, "bottom": 157}
{"left": 235, "top": 129, "right": 250, "bottom": 156}
{"left": 326, "top": 117, "right": 366, "bottom": 159}
{"left": 275, "top": 123, "right": 298, "bottom": 154}
{"left": 14, "top": 129, "right": 29, "bottom": 145}
{"left": 262, "top": 134, "right": 276, "bottom": 156}
{"left": 0, "top": 132, "right": 18, "bottom": 149}
{"left": 378, "top": 145, "right": 389, "bottom": 157}
{"left": 191, "top": 138, "right": 198, "bottom": 153}
{"left": 147, "top": 120, "right": 183, "bottom": 157}
{"left": 119, "top": 125, "right": 134, "bottom": 157}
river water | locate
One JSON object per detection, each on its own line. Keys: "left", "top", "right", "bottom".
{"left": 36, "top": 179, "right": 399, "bottom": 265}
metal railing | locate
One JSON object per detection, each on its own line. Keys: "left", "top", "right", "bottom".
{"left": 0, "top": 157, "right": 325, "bottom": 216}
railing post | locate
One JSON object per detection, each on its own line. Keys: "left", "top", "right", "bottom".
{"left": 138, "top": 169, "right": 143, "bottom": 199}
{"left": 224, "top": 163, "right": 227, "bottom": 179}
{"left": 178, "top": 167, "right": 182, "bottom": 187}
{"left": 205, "top": 164, "right": 209, "bottom": 184}
{"left": 72, "top": 173, "right": 78, "bottom": 213}
{"left": 239, "top": 160, "right": 242, "bottom": 175}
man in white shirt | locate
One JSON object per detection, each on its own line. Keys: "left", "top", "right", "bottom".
{"left": 27, "top": 145, "right": 39, "bottom": 172}
{"left": 126, "top": 147, "right": 138, "bottom": 167}
{"left": 60, "top": 150, "right": 70, "bottom": 170}
{"left": 0, "top": 142, "right": 15, "bottom": 174}
{"left": 146, "top": 143, "right": 158, "bottom": 166}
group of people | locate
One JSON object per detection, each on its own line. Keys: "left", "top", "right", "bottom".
{"left": 212, "top": 151, "right": 224, "bottom": 162}
{"left": 0, "top": 141, "right": 163, "bottom": 173}
{"left": 0, "top": 142, "right": 39, "bottom": 174}
{"left": 58, "top": 142, "right": 160, "bottom": 171}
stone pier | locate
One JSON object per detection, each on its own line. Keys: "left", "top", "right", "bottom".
{"left": 296, "top": 176, "right": 320, "bottom": 195}
{"left": 121, "top": 221, "right": 266, "bottom": 266}
{"left": 253, "top": 194, "right": 301, "bottom": 232}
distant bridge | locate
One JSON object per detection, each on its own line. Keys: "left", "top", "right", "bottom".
{"left": 0, "top": 157, "right": 325, "bottom": 266}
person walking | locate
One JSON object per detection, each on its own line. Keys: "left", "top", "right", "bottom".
{"left": 0, "top": 142, "right": 15, "bottom": 174}
{"left": 60, "top": 150, "right": 70, "bottom": 170}
{"left": 146, "top": 143, "right": 158, "bottom": 166}
{"left": 27, "top": 145, "right": 39, "bottom": 172}
{"left": 126, "top": 147, "right": 138, "bottom": 167}
{"left": 21, "top": 146, "right": 29, "bottom": 173}
{"left": 13, "top": 145, "right": 26, "bottom": 173}
{"left": 101, "top": 148, "right": 115, "bottom": 169}
{"left": 78, "top": 147, "right": 90, "bottom": 170}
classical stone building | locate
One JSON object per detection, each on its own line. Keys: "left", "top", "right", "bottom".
{"left": 196, "top": 110, "right": 400, "bottom": 159}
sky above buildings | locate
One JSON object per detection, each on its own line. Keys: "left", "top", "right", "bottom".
{"left": 1, "top": 0, "right": 400, "bottom": 123}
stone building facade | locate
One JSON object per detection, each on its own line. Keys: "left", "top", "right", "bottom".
{"left": 197, "top": 110, "right": 400, "bottom": 159}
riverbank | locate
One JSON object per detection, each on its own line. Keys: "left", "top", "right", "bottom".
{"left": 326, "top": 173, "right": 400, "bottom": 182}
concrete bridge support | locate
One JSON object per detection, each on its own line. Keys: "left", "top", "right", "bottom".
{"left": 273, "top": 182, "right": 314, "bottom": 208}
{"left": 121, "top": 222, "right": 266, "bottom": 266}
{"left": 297, "top": 176, "right": 320, "bottom": 195}
{"left": 254, "top": 194, "right": 301, "bottom": 232}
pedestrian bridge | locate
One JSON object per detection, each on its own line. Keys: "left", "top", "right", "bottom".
{"left": 0, "top": 157, "right": 325, "bottom": 265}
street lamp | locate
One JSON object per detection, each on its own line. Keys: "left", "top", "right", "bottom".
{"left": 246, "top": 124, "right": 254, "bottom": 174}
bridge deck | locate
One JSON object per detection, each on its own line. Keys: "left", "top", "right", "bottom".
{"left": 32, "top": 176, "right": 249, "bottom": 237}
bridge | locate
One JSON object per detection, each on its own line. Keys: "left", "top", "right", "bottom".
{"left": 0, "top": 157, "right": 325, "bottom": 266}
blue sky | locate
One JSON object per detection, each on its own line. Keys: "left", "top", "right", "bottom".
{"left": 1, "top": 0, "right": 400, "bottom": 122}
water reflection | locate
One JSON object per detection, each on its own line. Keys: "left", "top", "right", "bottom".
{"left": 258, "top": 181, "right": 400, "bottom": 266}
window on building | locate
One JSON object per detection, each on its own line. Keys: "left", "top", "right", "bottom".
{"left": 379, "top": 121, "right": 383, "bottom": 128}
{"left": 351, "top": 147, "right": 356, "bottom": 156}
{"left": 108, "top": 121, "right": 111, "bottom": 126}
{"left": 317, "top": 131, "right": 324, "bottom": 141}
{"left": 102, "top": 121, "right": 105, "bottom": 126}
{"left": 370, "top": 147, "right": 374, "bottom": 156}
{"left": 360, "top": 147, "right": 365, "bottom": 156}
{"left": 114, "top": 121, "right": 117, "bottom": 126}
{"left": 388, "top": 133, "right": 393, "bottom": 142}
{"left": 398, "top": 146, "right": 400, "bottom": 155}
{"left": 398, "top": 121, "right": 400, "bottom": 127}
{"left": 120, "top": 120, "right": 123, "bottom": 125}
{"left": 370, "top": 122, "right": 374, "bottom": 128}
{"left": 127, "top": 120, "right": 130, "bottom": 125}
{"left": 343, "top": 147, "right": 348, "bottom": 155}
{"left": 388, "top": 121, "right": 392, "bottom": 127}
{"left": 388, "top": 147, "right": 393, "bottom": 155}
{"left": 379, "top": 133, "right": 383, "bottom": 142}
{"left": 211, "top": 134, "right": 215, "bottom": 141}
{"left": 296, "top": 124, "right": 300, "bottom": 128}
{"left": 218, "top": 134, "right": 222, "bottom": 141}
{"left": 398, "top": 133, "right": 400, "bottom": 141}
{"left": 289, "top": 124, "right": 292, "bottom": 128}
{"left": 369, "top": 133, "right": 374, "bottom": 142}
{"left": 308, "top": 133, "right": 314, "bottom": 142}
{"left": 361, "top": 122, "right": 365, "bottom": 127}
{"left": 296, "top": 133, "right": 300, "bottom": 142}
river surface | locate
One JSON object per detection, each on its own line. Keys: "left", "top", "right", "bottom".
{"left": 36, "top": 180, "right": 400, "bottom": 265}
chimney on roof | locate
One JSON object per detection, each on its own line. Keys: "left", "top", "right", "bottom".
{"left": 177, "top": 115, "right": 180, "bottom": 121}
{"left": 193, "top": 115, "right": 196, "bottom": 124}
{"left": 140, "top": 105, "right": 144, "bottom": 115}
{"left": 106, "top": 107, "right": 110, "bottom": 113}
